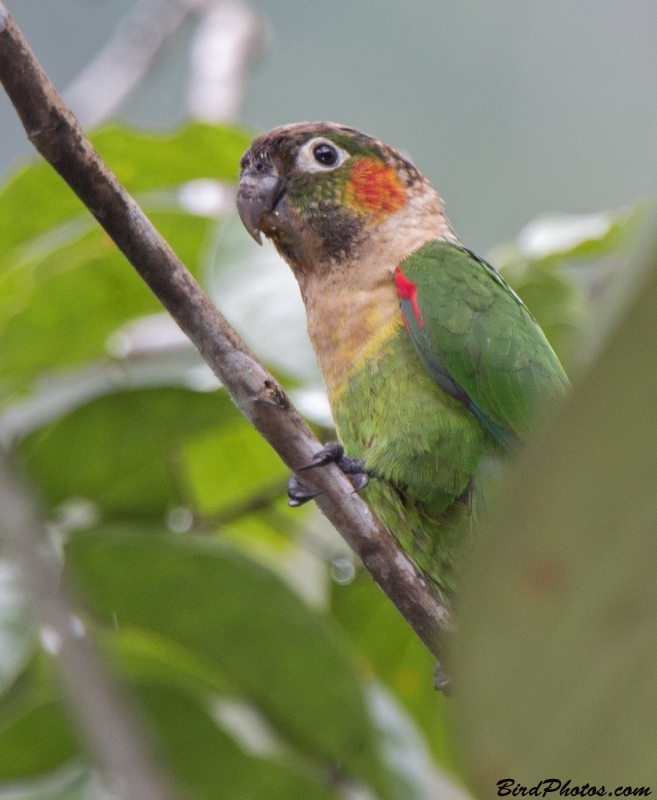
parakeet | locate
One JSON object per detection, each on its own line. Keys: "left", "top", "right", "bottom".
{"left": 236, "top": 122, "right": 568, "bottom": 599}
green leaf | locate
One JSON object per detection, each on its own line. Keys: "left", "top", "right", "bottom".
{"left": 492, "top": 206, "right": 645, "bottom": 271}
{"left": 0, "top": 562, "right": 34, "bottom": 697}
{"left": 0, "top": 123, "right": 251, "bottom": 261}
{"left": 365, "top": 681, "right": 444, "bottom": 800}
{"left": 0, "top": 211, "right": 213, "bottom": 396}
{"left": 19, "top": 386, "right": 241, "bottom": 521}
{"left": 0, "top": 652, "right": 55, "bottom": 725}
{"left": 0, "top": 122, "right": 252, "bottom": 398}
{"left": 90, "top": 123, "right": 252, "bottom": 192}
{"left": 453, "top": 231, "right": 657, "bottom": 792}
{"left": 0, "top": 763, "right": 96, "bottom": 800}
{"left": 0, "top": 701, "right": 78, "bottom": 780}
{"left": 332, "top": 572, "right": 456, "bottom": 773}
{"left": 0, "top": 164, "right": 84, "bottom": 264}
{"left": 140, "top": 685, "right": 338, "bottom": 800}
{"left": 183, "top": 423, "right": 290, "bottom": 517}
{"left": 64, "top": 529, "right": 397, "bottom": 799}
{"left": 507, "top": 262, "right": 588, "bottom": 366}
{"left": 0, "top": 649, "right": 337, "bottom": 798}
{"left": 104, "top": 625, "right": 232, "bottom": 697}
{"left": 0, "top": 689, "right": 339, "bottom": 799}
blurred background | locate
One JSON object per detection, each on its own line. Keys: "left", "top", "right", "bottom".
{"left": 3, "top": 0, "right": 657, "bottom": 252}
{"left": 1, "top": 2, "right": 657, "bottom": 799}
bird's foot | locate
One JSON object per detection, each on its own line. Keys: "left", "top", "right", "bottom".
{"left": 287, "top": 442, "right": 369, "bottom": 507}
{"left": 287, "top": 475, "right": 325, "bottom": 507}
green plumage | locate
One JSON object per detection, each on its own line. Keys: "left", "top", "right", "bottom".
{"left": 399, "top": 241, "right": 568, "bottom": 442}
{"left": 332, "top": 322, "right": 488, "bottom": 595}
{"left": 236, "top": 122, "right": 569, "bottom": 599}
{"left": 332, "top": 241, "right": 568, "bottom": 597}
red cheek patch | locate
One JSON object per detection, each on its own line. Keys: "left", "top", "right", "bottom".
{"left": 395, "top": 267, "right": 423, "bottom": 328}
{"left": 347, "top": 157, "right": 407, "bottom": 217}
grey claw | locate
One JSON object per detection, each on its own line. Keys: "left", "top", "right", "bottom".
{"left": 288, "top": 442, "right": 369, "bottom": 508}
{"left": 297, "top": 442, "right": 344, "bottom": 471}
{"left": 287, "top": 475, "right": 325, "bottom": 507}
{"left": 348, "top": 472, "right": 369, "bottom": 493}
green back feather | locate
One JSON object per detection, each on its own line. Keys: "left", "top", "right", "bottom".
{"left": 398, "top": 240, "right": 569, "bottom": 441}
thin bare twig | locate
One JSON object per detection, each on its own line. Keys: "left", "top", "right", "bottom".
{"left": 186, "top": 1, "right": 263, "bottom": 121}
{"left": 64, "top": 0, "right": 263, "bottom": 129}
{"left": 0, "top": 450, "right": 177, "bottom": 800}
{"left": 64, "top": 0, "right": 206, "bottom": 128}
{"left": 0, "top": 2, "right": 450, "bottom": 668}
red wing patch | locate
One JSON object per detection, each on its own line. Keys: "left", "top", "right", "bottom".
{"left": 394, "top": 267, "right": 423, "bottom": 328}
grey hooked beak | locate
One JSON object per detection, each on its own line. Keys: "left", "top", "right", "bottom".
{"left": 236, "top": 162, "right": 286, "bottom": 245}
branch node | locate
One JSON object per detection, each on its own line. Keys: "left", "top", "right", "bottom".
{"left": 259, "top": 379, "right": 290, "bottom": 409}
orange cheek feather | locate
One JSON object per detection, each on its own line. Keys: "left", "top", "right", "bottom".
{"left": 346, "top": 158, "right": 407, "bottom": 217}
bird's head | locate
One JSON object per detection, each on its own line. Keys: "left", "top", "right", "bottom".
{"left": 237, "top": 122, "right": 447, "bottom": 277}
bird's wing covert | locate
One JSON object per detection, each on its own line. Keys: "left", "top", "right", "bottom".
{"left": 396, "top": 239, "right": 569, "bottom": 446}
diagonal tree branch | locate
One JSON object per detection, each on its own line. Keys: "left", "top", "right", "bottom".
{"left": 0, "top": 2, "right": 451, "bottom": 672}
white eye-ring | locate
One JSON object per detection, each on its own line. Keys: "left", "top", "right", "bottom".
{"left": 296, "top": 137, "right": 350, "bottom": 173}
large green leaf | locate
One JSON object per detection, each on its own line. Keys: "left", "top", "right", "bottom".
{"left": 332, "top": 572, "right": 455, "bottom": 773}
{"left": 103, "top": 624, "right": 232, "bottom": 699}
{"left": 0, "top": 123, "right": 250, "bottom": 260}
{"left": 0, "top": 562, "right": 34, "bottom": 698}
{"left": 19, "top": 386, "right": 241, "bottom": 521}
{"left": 0, "top": 211, "right": 213, "bottom": 396}
{"left": 140, "top": 685, "right": 337, "bottom": 800}
{"left": 493, "top": 206, "right": 648, "bottom": 368}
{"left": 90, "top": 123, "right": 251, "bottom": 192}
{"left": 0, "top": 763, "right": 95, "bottom": 800}
{"left": 0, "top": 123, "right": 252, "bottom": 399}
{"left": 183, "top": 423, "right": 289, "bottom": 517}
{"left": 0, "top": 689, "right": 339, "bottom": 800}
{"left": 64, "top": 529, "right": 397, "bottom": 799}
{"left": 453, "top": 233, "right": 657, "bottom": 793}
{"left": 0, "top": 702, "right": 78, "bottom": 780}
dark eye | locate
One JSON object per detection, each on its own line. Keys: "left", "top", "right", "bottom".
{"left": 312, "top": 143, "right": 339, "bottom": 166}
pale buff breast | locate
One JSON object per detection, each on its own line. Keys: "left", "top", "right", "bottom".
{"left": 301, "top": 186, "right": 458, "bottom": 400}
{"left": 304, "top": 279, "right": 403, "bottom": 401}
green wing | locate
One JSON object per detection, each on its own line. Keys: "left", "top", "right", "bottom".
{"left": 396, "top": 239, "right": 569, "bottom": 446}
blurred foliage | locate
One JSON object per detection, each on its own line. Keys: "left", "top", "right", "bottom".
{"left": 454, "top": 219, "right": 657, "bottom": 794}
{"left": 0, "top": 119, "right": 651, "bottom": 800}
